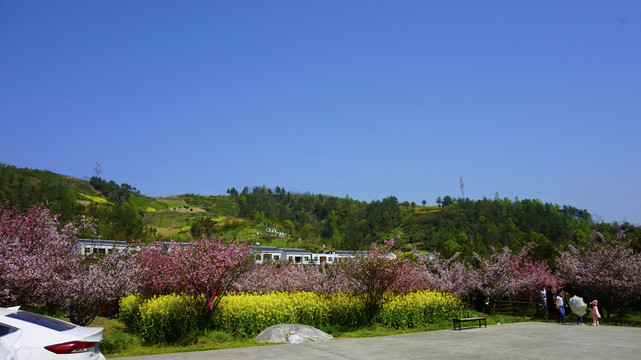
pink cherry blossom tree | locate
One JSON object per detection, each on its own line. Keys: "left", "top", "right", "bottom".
{"left": 135, "top": 241, "right": 185, "bottom": 295}
{"left": 136, "top": 235, "right": 254, "bottom": 328}
{"left": 338, "top": 239, "right": 414, "bottom": 323}
{"left": 232, "top": 261, "right": 352, "bottom": 294}
{"left": 474, "top": 246, "right": 526, "bottom": 301}
{"left": 518, "top": 257, "right": 561, "bottom": 297}
{"left": 556, "top": 230, "right": 641, "bottom": 318}
{"left": 0, "top": 203, "right": 87, "bottom": 309}
{"left": 67, "top": 250, "right": 141, "bottom": 325}
{"left": 176, "top": 236, "right": 254, "bottom": 311}
{"left": 0, "top": 203, "right": 141, "bottom": 324}
{"left": 412, "top": 251, "right": 478, "bottom": 296}
{"left": 474, "top": 246, "right": 560, "bottom": 309}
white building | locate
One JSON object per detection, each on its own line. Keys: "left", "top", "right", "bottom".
{"left": 77, "top": 239, "right": 368, "bottom": 265}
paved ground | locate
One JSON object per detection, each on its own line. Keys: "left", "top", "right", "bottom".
{"left": 114, "top": 322, "right": 641, "bottom": 360}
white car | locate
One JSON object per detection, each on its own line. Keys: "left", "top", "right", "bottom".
{"left": 0, "top": 338, "right": 17, "bottom": 360}
{"left": 0, "top": 307, "right": 106, "bottom": 360}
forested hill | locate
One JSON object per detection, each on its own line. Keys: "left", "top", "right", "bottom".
{"left": 1, "top": 164, "right": 639, "bottom": 260}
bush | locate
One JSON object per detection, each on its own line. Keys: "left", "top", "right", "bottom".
{"left": 326, "top": 293, "right": 367, "bottom": 327}
{"left": 136, "top": 294, "right": 205, "bottom": 344}
{"left": 119, "top": 294, "right": 145, "bottom": 332}
{"left": 374, "top": 291, "right": 474, "bottom": 328}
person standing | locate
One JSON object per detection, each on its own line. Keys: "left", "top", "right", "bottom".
{"left": 546, "top": 287, "right": 556, "bottom": 319}
{"left": 570, "top": 294, "right": 586, "bottom": 325}
{"left": 591, "top": 300, "right": 601, "bottom": 326}
{"left": 556, "top": 290, "right": 566, "bottom": 324}
{"left": 540, "top": 286, "right": 548, "bottom": 318}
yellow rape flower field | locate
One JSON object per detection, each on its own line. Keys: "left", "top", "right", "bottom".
{"left": 106, "top": 290, "right": 483, "bottom": 357}
{"left": 211, "top": 290, "right": 473, "bottom": 336}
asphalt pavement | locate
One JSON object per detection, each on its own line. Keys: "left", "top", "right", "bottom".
{"left": 114, "top": 321, "right": 641, "bottom": 360}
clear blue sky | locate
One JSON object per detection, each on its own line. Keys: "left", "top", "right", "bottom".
{"left": 1, "top": 1, "right": 640, "bottom": 224}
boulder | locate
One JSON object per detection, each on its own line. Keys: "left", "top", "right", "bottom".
{"left": 254, "top": 324, "right": 333, "bottom": 344}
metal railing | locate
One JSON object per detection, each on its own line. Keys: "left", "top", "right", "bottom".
{"left": 468, "top": 298, "right": 542, "bottom": 316}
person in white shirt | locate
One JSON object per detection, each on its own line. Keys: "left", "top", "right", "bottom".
{"left": 556, "top": 290, "right": 566, "bottom": 324}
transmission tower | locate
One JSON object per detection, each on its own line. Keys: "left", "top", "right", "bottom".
{"left": 460, "top": 176, "right": 465, "bottom": 199}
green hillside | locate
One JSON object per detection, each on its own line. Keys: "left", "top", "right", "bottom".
{"left": 1, "top": 163, "right": 639, "bottom": 261}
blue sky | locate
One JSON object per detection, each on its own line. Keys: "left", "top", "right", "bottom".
{"left": 1, "top": 1, "right": 640, "bottom": 224}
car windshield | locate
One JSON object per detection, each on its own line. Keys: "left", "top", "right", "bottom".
{"left": 6, "top": 311, "right": 75, "bottom": 331}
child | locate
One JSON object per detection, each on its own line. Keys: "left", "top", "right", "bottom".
{"left": 590, "top": 300, "right": 601, "bottom": 326}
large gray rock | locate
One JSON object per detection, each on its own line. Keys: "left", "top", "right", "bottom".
{"left": 254, "top": 324, "right": 333, "bottom": 344}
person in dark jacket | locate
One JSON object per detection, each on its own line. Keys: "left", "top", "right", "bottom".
{"left": 546, "top": 286, "right": 556, "bottom": 319}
